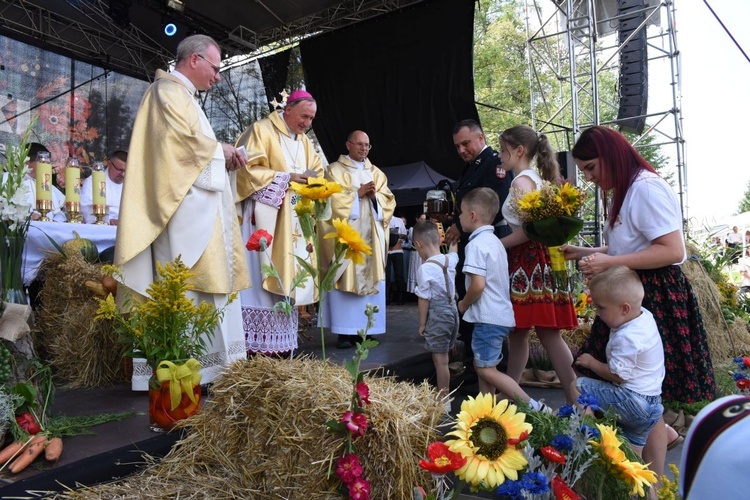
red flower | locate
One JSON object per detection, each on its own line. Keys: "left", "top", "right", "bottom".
{"left": 508, "top": 430, "right": 530, "bottom": 446}
{"left": 306, "top": 242, "right": 314, "bottom": 253}
{"left": 356, "top": 382, "right": 370, "bottom": 405}
{"left": 418, "top": 441, "right": 466, "bottom": 474}
{"left": 246, "top": 229, "right": 273, "bottom": 252}
{"left": 743, "top": 356, "right": 750, "bottom": 368}
{"left": 340, "top": 410, "right": 368, "bottom": 438}
{"left": 336, "top": 454, "right": 363, "bottom": 484}
{"left": 541, "top": 446, "right": 566, "bottom": 464}
{"left": 737, "top": 378, "right": 750, "bottom": 391}
{"left": 347, "top": 477, "right": 371, "bottom": 500}
{"left": 551, "top": 474, "right": 580, "bottom": 500}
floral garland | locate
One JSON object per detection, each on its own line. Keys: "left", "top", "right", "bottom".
{"left": 326, "top": 305, "right": 379, "bottom": 500}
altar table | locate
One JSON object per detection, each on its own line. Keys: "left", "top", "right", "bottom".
{"left": 23, "top": 221, "right": 117, "bottom": 286}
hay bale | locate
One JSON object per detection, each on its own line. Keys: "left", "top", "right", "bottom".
{"left": 62, "top": 356, "right": 443, "bottom": 498}
{"left": 682, "top": 242, "right": 748, "bottom": 360}
{"left": 34, "top": 252, "right": 124, "bottom": 387}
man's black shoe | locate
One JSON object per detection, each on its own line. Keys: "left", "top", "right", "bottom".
{"left": 337, "top": 335, "right": 354, "bottom": 349}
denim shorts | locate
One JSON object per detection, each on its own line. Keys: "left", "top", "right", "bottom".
{"left": 471, "top": 323, "right": 512, "bottom": 368}
{"left": 576, "top": 377, "right": 663, "bottom": 447}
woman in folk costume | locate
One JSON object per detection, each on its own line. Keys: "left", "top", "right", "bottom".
{"left": 235, "top": 90, "right": 324, "bottom": 355}
{"left": 319, "top": 130, "right": 396, "bottom": 348}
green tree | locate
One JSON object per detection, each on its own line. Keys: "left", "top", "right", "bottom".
{"left": 736, "top": 180, "right": 750, "bottom": 215}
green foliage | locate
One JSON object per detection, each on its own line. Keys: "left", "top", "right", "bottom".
{"left": 736, "top": 179, "right": 750, "bottom": 215}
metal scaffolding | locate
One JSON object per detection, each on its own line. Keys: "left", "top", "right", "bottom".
{"left": 525, "top": 0, "right": 686, "bottom": 245}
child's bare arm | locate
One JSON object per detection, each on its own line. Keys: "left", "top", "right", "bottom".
{"left": 418, "top": 297, "right": 429, "bottom": 336}
{"left": 457, "top": 273, "right": 485, "bottom": 314}
{"left": 575, "top": 353, "right": 624, "bottom": 384}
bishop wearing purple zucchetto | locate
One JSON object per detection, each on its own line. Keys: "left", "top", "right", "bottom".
{"left": 234, "top": 90, "right": 324, "bottom": 356}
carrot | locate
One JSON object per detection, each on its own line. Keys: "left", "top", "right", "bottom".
{"left": 8, "top": 435, "right": 47, "bottom": 473}
{"left": 0, "top": 441, "right": 27, "bottom": 465}
{"left": 44, "top": 437, "right": 63, "bottom": 462}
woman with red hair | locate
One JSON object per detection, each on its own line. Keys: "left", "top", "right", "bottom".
{"left": 562, "top": 126, "right": 715, "bottom": 479}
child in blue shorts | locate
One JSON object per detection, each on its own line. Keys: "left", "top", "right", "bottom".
{"left": 573, "top": 265, "right": 664, "bottom": 455}
{"left": 457, "top": 187, "right": 549, "bottom": 411}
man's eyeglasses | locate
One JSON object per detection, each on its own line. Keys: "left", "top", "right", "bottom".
{"left": 196, "top": 53, "right": 221, "bottom": 75}
{"left": 347, "top": 141, "right": 372, "bottom": 150}
{"left": 108, "top": 160, "right": 126, "bottom": 174}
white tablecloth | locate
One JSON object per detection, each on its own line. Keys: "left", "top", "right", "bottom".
{"left": 24, "top": 221, "right": 117, "bottom": 285}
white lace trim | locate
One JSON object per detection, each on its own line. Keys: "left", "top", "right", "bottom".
{"left": 243, "top": 304, "right": 298, "bottom": 354}
{"left": 251, "top": 172, "right": 289, "bottom": 209}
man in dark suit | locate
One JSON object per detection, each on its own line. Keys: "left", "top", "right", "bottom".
{"left": 444, "top": 119, "right": 514, "bottom": 373}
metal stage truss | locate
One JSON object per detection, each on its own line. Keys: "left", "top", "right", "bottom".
{"left": 525, "top": 0, "right": 686, "bottom": 245}
{"left": 0, "top": 0, "right": 428, "bottom": 80}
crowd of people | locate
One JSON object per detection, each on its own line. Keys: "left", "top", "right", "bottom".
{"left": 19, "top": 34, "right": 725, "bottom": 494}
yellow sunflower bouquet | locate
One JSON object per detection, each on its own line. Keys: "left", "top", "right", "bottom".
{"left": 512, "top": 181, "right": 585, "bottom": 287}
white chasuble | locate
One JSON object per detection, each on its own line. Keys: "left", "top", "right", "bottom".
{"left": 129, "top": 98, "right": 246, "bottom": 390}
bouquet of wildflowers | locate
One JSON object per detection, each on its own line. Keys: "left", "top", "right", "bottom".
{"left": 416, "top": 394, "right": 657, "bottom": 499}
{"left": 733, "top": 356, "right": 750, "bottom": 394}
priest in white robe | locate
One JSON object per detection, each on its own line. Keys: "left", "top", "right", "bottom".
{"left": 114, "top": 35, "right": 250, "bottom": 390}
{"left": 320, "top": 131, "right": 395, "bottom": 349}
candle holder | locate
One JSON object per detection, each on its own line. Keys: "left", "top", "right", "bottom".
{"left": 36, "top": 200, "right": 53, "bottom": 222}
{"left": 93, "top": 204, "right": 107, "bottom": 225}
{"left": 66, "top": 201, "right": 82, "bottom": 223}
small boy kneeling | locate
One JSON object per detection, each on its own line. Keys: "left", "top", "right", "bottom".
{"left": 573, "top": 265, "right": 664, "bottom": 456}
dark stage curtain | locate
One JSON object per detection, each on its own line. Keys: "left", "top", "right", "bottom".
{"left": 299, "top": 0, "right": 478, "bottom": 178}
{"left": 259, "top": 49, "right": 292, "bottom": 112}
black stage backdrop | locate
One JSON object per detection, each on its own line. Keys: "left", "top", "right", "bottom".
{"left": 300, "top": 0, "right": 478, "bottom": 177}
{"left": 258, "top": 49, "right": 292, "bottom": 112}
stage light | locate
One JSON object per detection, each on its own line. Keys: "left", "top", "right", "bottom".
{"left": 164, "top": 22, "right": 177, "bottom": 36}
{"left": 166, "top": 0, "right": 185, "bottom": 12}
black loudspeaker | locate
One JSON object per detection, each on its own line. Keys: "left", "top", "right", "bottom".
{"left": 616, "top": 0, "right": 648, "bottom": 134}
{"left": 108, "top": 0, "right": 132, "bottom": 28}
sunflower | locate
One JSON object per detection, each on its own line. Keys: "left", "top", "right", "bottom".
{"left": 558, "top": 182, "right": 582, "bottom": 215}
{"left": 323, "top": 218, "right": 372, "bottom": 265}
{"left": 290, "top": 176, "right": 343, "bottom": 200}
{"left": 516, "top": 190, "right": 542, "bottom": 214}
{"left": 615, "top": 458, "right": 658, "bottom": 497}
{"left": 590, "top": 424, "right": 627, "bottom": 464}
{"left": 294, "top": 197, "right": 314, "bottom": 216}
{"left": 445, "top": 393, "right": 533, "bottom": 489}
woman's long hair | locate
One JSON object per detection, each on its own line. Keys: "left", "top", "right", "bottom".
{"left": 500, "top": 125, "right": 560, "bottom": 182}
{"left": 572, "top": 126, "right": 656, "bottom": 229}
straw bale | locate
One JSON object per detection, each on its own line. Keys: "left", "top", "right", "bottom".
{"left": 34, "top": 252, "right": 124, "bottom": 387}
{"left": 61, "top": 356, "right": 444, "bottom": 498}
{"left": 682, "top": 242, "right": 747, "bottom": 360}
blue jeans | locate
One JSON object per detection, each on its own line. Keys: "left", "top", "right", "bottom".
{"left": 577, "top": 377, "right": 663, "bottom": 446}
{"left": 471, "top": 323, "right": 512, "bottom": 368}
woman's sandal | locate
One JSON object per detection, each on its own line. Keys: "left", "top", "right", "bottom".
{"left": 667, "top": 434, "right": 685, "bottom": 451}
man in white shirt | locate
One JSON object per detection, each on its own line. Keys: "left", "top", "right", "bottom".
{"left": 8, "top": 143, "right": 67, "bottom": 222}
{"left": 80, "top": 150, "right": 127, "bottom": 224}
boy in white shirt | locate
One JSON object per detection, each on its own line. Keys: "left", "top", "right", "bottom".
{"left": 413, "top": 220, "right": 459, "bottom": 411}
{"left": 574, "top": 265, "right": 665, "bottom": 455}
{"left": 457, "top": 187, "right": 549, "bottom": 411}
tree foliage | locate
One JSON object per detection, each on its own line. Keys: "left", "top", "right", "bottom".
{"left": 736, "top": 180, "right": 750, "bottom": 215}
